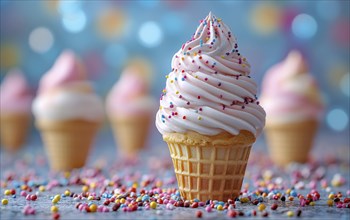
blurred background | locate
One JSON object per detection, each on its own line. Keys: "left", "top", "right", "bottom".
{"left": 0, "top": 0, "right": 349, "bottom": 137}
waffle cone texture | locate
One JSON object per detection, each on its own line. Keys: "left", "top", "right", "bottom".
{"left": 0, "top": 113, "right": 30, "bottom": 152}
{"left": 164, "top": 130, "right": 255, "bottom": 201}
{"left": 265, "top": 120, "right": 318, "bottom": 166}
{"left": 36, "top": 119, "right": 100, "bottom": 171}
{"left": 110, "top": 116, "right": 150, "bottom": 157}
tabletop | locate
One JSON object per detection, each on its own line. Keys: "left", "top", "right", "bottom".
{"left": 0, "top": 129, "right": 349, "bottom": 220}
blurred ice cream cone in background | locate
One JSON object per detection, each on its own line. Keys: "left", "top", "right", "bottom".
{"left": 260, "top": 50, "right": 325, "bottom": 166}
{"left": 0, "top": 69, "right": 33, "bottom": 152}
{"left": 32, "top": 50, "right": 104, "bottom": 171}
{"left": 106, "top": 59, "right": 156, "bottom": 159}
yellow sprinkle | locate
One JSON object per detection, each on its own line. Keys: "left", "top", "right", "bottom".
{"left": 132, "top": 182, "right": 138, "bottom": 188}
{"left": 165, "top": 75, "right": 169, "bottom": 78}
{"left": 217, "top": 18, "right": 222, "bottom": 22}
{"left": 90, "top": 182, "right": 96, "bottom": 189}
{"left": 195, "top": 76, "right": 198, "bottom": 78}
{"left": 90, "top": 204, "right": 97, "bottom": 212}
{"left": 4, "top": 190, "right": 11, "bottom": 196}
{"left": 309, "top": 201, "right": 315, "bottom": 206}
{"left": 181, "top": 57, "right": 184, "bottom": 61}
{"left": 176, "top": 91, "right": 179, "bottom": 94}
{"left": 120, "top": 198, "right": 126, "bottom": 204}
{"left": 217, "top": 205, "right": 223, "bottom": 211}
{"left": 328, "top": 194, "right": 335, "bottom": 199}
{"left": 288, "top": 196, "right": 294, "bottom": 201}
{"left": 198, "top": 116, "right": 202, "bottom": 120}
{"left": 193, "top": 52, "right": 197, "bottom": 56}
{"left": 39, "top": 186, "right": 46, "bottom": 192}
{"left": 242, "top": 64, "right": 246, "bottom": 68}
{"left": 52, "top": 198, "right": 59, "bottom": 204}
{"left": 205, "top": 37, "right": 209, "bottom": 41}
{"left": 51, "top": 205, "right": 58, "bottom": 213}
{"left": 64, "top": 190, "right": 70, "bottom": 196}
{"left": 82, "top": 185, "right": 89, "bottom": 193}
{"left": 287, "top": 211, "right": 294, "bottom": 217}
{"left": 285, "top": 189, "right": 291, "bottom": 195}
{"left": 221, "top": 55, "right": 225, "bottom": 58}
{"left": 54, "top": 195, "right": 61, "bottom": 201}
{"left": 258, "top": 203, "right": 266, "bottom": 211}
{"left": 156, "top": 181, "right": 163, "bottom": 188}
{"left": 2, "top": 199, "right": 8, "bottom": 205}
{"left": 327, "top": 199, "right": 334, "bottom": 206}
{"left": 108, "top": 181, "right": 114, "bottom": 187}
{"left": 243, "top": 58, "right": 246, "bottom": 61}
{"left": 170, "top": 80, "right": 174, "bottom": 83}
{"left": 136, "top": 197, "right": 142, "bottom": 202}
{"left": 64, "top": 171, "right": 70, "bottom": 178}
{"left": 115, "top": 199, "right": 120, "bottom": 204}
{"left": 159, "top": 106, "right": 163, "bottom": 110}
{"left": 162, "top": 89, "right": 166, "bottom": 93}
{"left": 88, "top": 196, "right": 94, "bottom": 200}
{"left": 150, "top": 201, "right": 157, "bottom": 209}
{"left": 240, "top": 197, "right": 249, "bottom": 203}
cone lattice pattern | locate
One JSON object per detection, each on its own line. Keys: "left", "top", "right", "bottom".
{"left": 165, "top": 131, "right": 254, "bottom": 201}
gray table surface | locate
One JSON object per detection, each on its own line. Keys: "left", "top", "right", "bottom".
{"left": 0, "top": 130, "right": 349, "bottom": 219}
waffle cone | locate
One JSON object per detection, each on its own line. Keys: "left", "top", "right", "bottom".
{"left": 36, "top": 119, "right": 100, "bottom": 171}
{"left": 110, "top": 116, "right": 150, "bottom": 157}
{"left": 265, "top": 120, "right": 318, "bottom": 166}
{"left": 164, "top": 130, "right": 255, "bottom": 201}
{"left": 0, "top": 113, "right": 30, "bottom": 152}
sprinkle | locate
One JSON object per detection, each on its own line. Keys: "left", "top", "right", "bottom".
{"left": 196, "top": 210, "right": 203, "bottom": 218}
{"left": 197, "top": 96, "right": 201, "bottom": 99}
{"left": 165, "top": 75, "right": 169, "bottom": 78}
{"left": 176, "top": 91, "right": 179, "bottom": 94}
{"left": 150, "top": 201, "right": 157, "bottom": 209}
{"left": 183, "top": 116, "right": 186, "bottom": 120}
{"left": 286, "top": 211, "right": 294, "bottom": 217}
{"left": 2, "top": 199, "right": 8, "bottom": 205}
{"left": 271, "top": 203, "right": 278, "bottom": 210}
{"left": 218, "top": 82, "right": 221, "bottom": 86}
{"left": 198, "top": 117, "right": 202, "bottom": 120}
{"left": 258, "top": 203, "right": 266, "bottom": 211}
{"left": 4, "top": 190, "right": 11, "bottom": 196}
{"left": 51, "top": 205, "right": 59, "bottom": 213}
{"left": 217, "top": 205, "right": 223, "bottom": 211}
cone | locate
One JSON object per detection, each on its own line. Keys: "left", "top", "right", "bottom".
{"left": 36, "top": 119, "right": 100, "bottom": 171}
{"left": 164, "top": 130, "right": 255, "bottom": 201}
{"left": 110, "top": 116, "right": 150, "bottom": 157}
{"left": 265, "top": 120, "right": 318, "bottom": 166}
{"left": 0, "top": 113, "right": 30, "bottom": 152}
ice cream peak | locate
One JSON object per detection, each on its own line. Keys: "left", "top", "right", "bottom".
{"left": 38, "top": 50, "right": 87, "bottom": 94}
{"left": 260, "top": 50, "right": 324, "bottom": 124}
{"left": 32, "top": 50, "right": 104, "bottom": 122}
{"left": 106, "top": 65, "right": 156, "bottom": 117}
{"left": 0, "top": 69, "right": 33, "bottom": 114}
{"left": 156, "top": 12, "right": 266, "bottom": 137}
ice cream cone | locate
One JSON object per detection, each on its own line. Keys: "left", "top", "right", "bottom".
{"left": 265, "top": 120, "right": 318, "bottom": 166}
{"left": 110, "top": 116, "right": 150, "bottom": 157}
{"left": 0, "top": 113, "right": 30, "bottom": 152}
{"left": 164, "top": 130, "right": 255, "bottom": 201}
{"left": 36, "top": 119, "right": 100, "bottom": 171}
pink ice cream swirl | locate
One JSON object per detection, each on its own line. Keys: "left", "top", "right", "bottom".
{"left": 106, "top": 66, "right": 156, "bottom": 118}
{"left": 0, "top": 69, "right": 33, "bottom": 114}
{"left": 156, "top": 12, "right": 266, "bottom": 137}
{"left": 260, "top": 50, "right": 324, "bottom": 124}
{"left": 32, "top": 50, "right": 104, "bottom": 122}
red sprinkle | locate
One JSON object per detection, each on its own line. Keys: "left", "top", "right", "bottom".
{"left": 183, "top": 116, "right": 186, "bottom": 119}
{"left": 196, "top": 210, "right": 202, "bottom": 218}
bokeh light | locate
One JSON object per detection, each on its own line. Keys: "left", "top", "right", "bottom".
{"left": 340, "top": 73, "right": 350, "bottom": 97}
{"left": 58, "top": 0, "right": 82, "bottom": 14}
{"left": 317, "top": 1, "right": 340, "bottom": 21}
{"left": 326, "top": 109, "right": 349, "bottom": 131}
{"left": 103, "top": 44, "right": 128, "bottom": 69}
{"left": 96, "top": 8, "right": 127, "bottom": 40}
{"left": 62, "top": 10, "right": 87, "bottom": 33}
{"left": 0, "top": 43, "right": 20, "bottom": 71}
{"left": 138, "top": 21, "right": 163, "bottom": 48}
{"left": 292, "top": 13, "right": 318, "bottom": 39}
{"left": 28, "top": 27, "right": 54, "bottom": 53}
{"left": 251, "top": 4, "right": 281, "bottom": 35}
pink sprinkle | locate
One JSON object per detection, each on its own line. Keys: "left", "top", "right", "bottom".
{"left": 205, "top": 206, "right": 212, "bottom": 212}
{"left": 26, "top": 194, "right": 31, "bottom": 201}
{"left": 20, "top": 191, "right": 27, "bottom": 197}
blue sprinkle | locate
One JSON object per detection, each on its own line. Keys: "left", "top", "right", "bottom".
{"left": 175, "top": 77, "right": 177, "bottom": 81}
{"left": 12, "top": 195, "right": 16, "bottom": 198}
{"left": 142, "top": 195, "right": 150, "bottom": 202}
{"left": 218, "top": 201, "right": 225, "bottom": 206}
{"left": 181, "top": 78, "right": 185, "bottom": 81}
{"left": 194, "top": 198, "right": 200, "bottom": 202}
{"left": 121, "top": 204, "right": 127, "bottom": 208}
{"left": 161, "top": 115, "right": 165, "bottom": 118}
{"left": 290, "top": 190, "right": 297, "bottom": 197}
